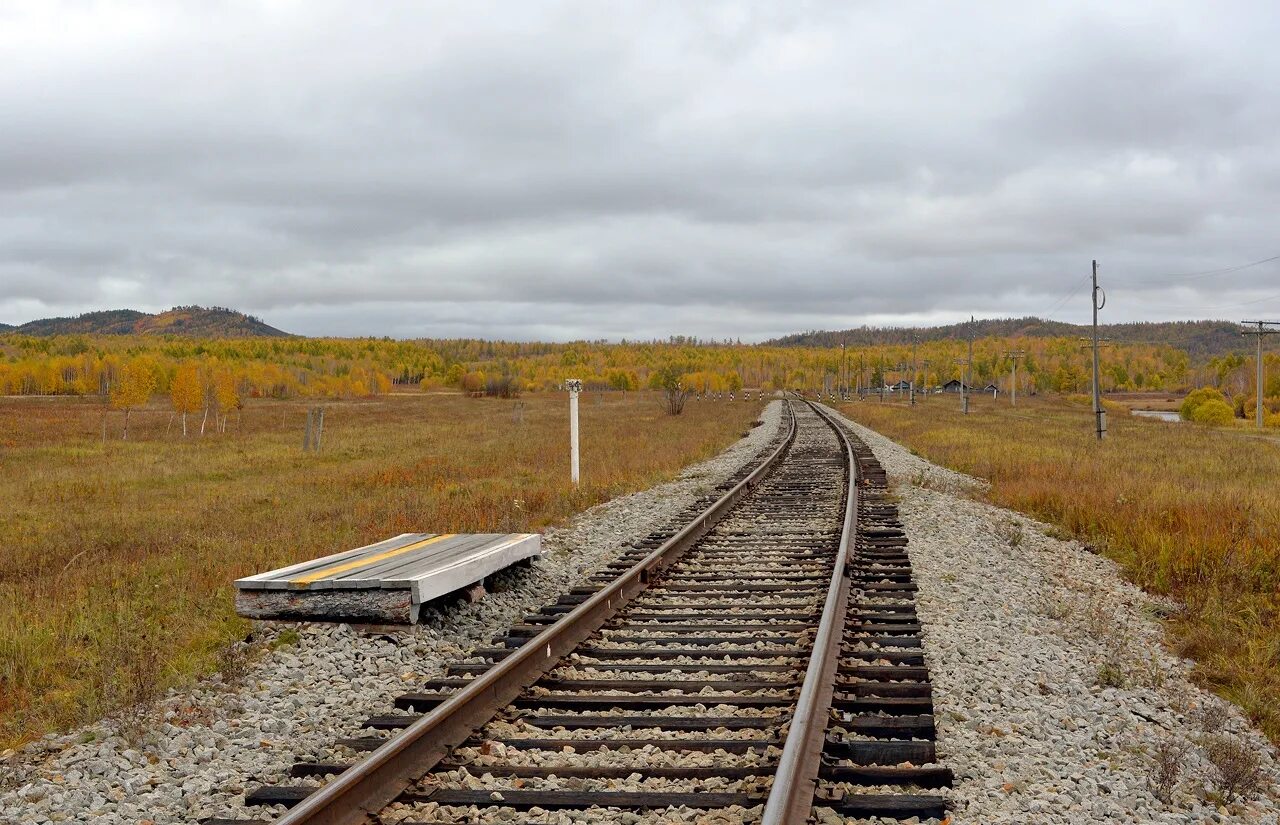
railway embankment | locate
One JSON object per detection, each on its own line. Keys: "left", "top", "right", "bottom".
{"left": 830, "top": 409, "right": 1280, "bottom": 824}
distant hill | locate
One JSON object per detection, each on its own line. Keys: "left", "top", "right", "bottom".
{"left": 765, "top": 317, "right": 1246, "bottom": 360}
{"left": 0, "top": 322, "right": 12, "bottom": 332}
{"left": 7, "top": 306, "right": 290, "bottom": 338}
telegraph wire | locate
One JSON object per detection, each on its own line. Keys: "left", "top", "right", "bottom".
{"left": 1110, "top": 253, "right": 1280, "bottom": 286}
{"left": 1038, "top": 273, "right": 1091, "bottom": 319}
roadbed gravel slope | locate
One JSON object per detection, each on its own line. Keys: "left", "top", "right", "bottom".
{"left": 828, "top": 407, "right": 1280, "bottom": 825}
{"left": 0, "top": 402, "right": 783, "bottom": 825}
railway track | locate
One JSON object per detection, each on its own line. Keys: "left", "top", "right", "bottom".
{"left": 214, "top": 400, "right": 949, "bottom": 825}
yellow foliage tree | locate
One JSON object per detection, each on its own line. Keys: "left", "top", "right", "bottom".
{"left": 1180, "top": 387, "right": 1230, "bottom": 422}
{"left": 170, "top": 363, "right": 203, "bottom": 437}
{"left": 110, "top": 357, "right": 157, "bottom": 440}
{"left": 1191, "top": 398, "right": 1235, "bottom": 426}
{"left": 212, "top": 369, "right": 240, "bottom": 433}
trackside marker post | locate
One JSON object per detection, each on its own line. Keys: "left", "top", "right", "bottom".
{"left": 566, "top": 378, "right": 582, "bottom": 486}
{"left": 1091, "top": 260, "right": 1106, "bottom": 440}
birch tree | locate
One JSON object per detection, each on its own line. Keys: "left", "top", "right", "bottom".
{"left": 213, "top": 369, "right": 240, "bottom": 433}
{"left": 170, "top": 363, "right": 202, "bottom": 437}
{"left": 110, "top": 358, "right": 157, "bottom": 440}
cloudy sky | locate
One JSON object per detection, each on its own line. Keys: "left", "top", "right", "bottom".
{"left": 2, "top": 1, "right": 1279, "bottom": 340}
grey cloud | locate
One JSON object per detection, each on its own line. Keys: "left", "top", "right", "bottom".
{"left": 2, "top": 1, "right": 1280, "bottom": 338}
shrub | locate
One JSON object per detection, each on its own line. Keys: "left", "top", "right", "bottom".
{"left": 649, "top": 363, "right": 693, "bottom": 415}
{"left": 1193, "top": 702, "right": 1231, "bottom": 734}
{"left": 1202, "top": 735, "right": 1266, "bottom": 803}
{"left": 1189, "top": 399, "right": 1235, "bottom": 426}
{"left": 1096, "top": 660, "right": 1126, "bottom": 688}
{"left": 1149, "top": 738, "right": 1190, "bottom": 804}
{"left": 995, "top": 518, "right": 1024, "bottom": 548}
{"left": 483, "top": 375, "right": 521, "bottom": 399}
{"left": 1179, "top": 387, "right": 1228, "bottom": 422}
{"left": 459, "top": 371, "right": 486, "bottom": 394}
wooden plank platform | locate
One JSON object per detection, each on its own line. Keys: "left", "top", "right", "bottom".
{"left": 234, "top": 533, "right": 540, "bottom": 623}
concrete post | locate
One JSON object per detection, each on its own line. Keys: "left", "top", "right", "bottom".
{"left": 566, "top": 379, "right": 582, "bottom": 486}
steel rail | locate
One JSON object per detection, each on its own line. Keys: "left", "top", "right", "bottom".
{"left": 273, "top": 401, "right": 800, "bottom": 825}
{"left": 761, "top": 400, "right": 858, "bottom": 825}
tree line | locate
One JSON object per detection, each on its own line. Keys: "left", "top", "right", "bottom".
{"left": 0, "top": 330, "right": 1213, "bottom": 411}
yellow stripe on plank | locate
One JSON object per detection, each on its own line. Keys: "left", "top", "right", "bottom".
{"left": 291, "top": 533, "right": 456, "bottom": 587}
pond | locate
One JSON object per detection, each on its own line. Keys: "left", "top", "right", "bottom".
{"left": 1131, "top": 409, "right": 1182, "bottom": 423}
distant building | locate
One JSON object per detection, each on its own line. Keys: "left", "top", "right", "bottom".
{"left": 984, "top": 383, "right": 1001, "bottom": 394}
{"left": 888, "top": 380, "right": 912, "bottom": 392}
{"left": 941, "top": 379, "right": 971, "bottom": 394}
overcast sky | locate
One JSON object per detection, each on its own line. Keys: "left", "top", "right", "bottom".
{"left": 2, "top": 1, "right": 1279, "bottom": 340}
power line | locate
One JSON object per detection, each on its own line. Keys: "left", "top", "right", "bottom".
{"left": 1133, "top": 289, "right": 1280, "bottom": 313}
{"left": 1035, "top": 253, "right": 1280, "bottom": 321}
{"left": 1113, "top": 253, "right": 1280, "bottom": 286}
{"left": 1039, "top": 274, "right": 1092, "bottom": 319}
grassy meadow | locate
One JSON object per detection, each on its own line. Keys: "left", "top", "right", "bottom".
{"left": 0, "top": 391, "right": 763, "bottom": 748}
{"left": 839, "top": 393, "right": 1280, "bottom": 741}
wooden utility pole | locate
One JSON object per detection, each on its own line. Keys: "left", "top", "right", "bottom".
{"left": 1090, "top": 261, "right": 1106, "bottom": 440}
{"left": 910, "top": 336, "right": 918, "bottom": 406}
{"left": 841, "top": 342, "right": 848, "bottom": 399}
{"left": 959, "top": 316, "right": 975, "bottom": 415}
{"left": 1242, "top": 321, "right": 1279, "bottom": 429}
{"left": 1004, "top": 350, "right": 1025, "bottom": 406}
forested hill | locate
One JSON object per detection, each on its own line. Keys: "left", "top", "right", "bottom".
{"left": 7, "top": 306, "right": 290, "bottom": 338}
{"left": 766, "top": 318, "right": 1244, "bottom": 360}
{"left": 0, "top": 322, "right": 12, "bottom": 332}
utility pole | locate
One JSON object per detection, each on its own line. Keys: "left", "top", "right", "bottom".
{"left": 858, "top": 352, "right": 864, "bottom": 398}
{"left": 841, "top": 342, "right": 847, "bottom": 399}
{"left": 920, "top": 359, "right": 931, "bottom": 400}
{"left": 959, "top": 315, "right": 974, "bottom": 415}
{"left": 910, "top": 336, "right": 918, "bottom": 406}
{"left": 968, "top": 317, "right": 975, "bottom": 407}
{"left": 1242, "top": 321, "right": 1280, "bottom": 429}
{"left": 1004, "top": 350, "right": 1025, "bottom": 406}
{"left": 1090, "top": 261, "right": 1106, "bottom": 440}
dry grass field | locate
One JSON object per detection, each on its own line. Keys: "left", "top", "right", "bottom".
{"left": 1104, "top": 391, "right": 1185, "bottom": 412}
{"left": 839, "top": 394, "right": 1280, "bottom": 742}
{"left": 0, "top": 392, "right": 763, "bottom": 748}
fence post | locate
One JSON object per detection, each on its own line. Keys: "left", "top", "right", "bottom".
{"left": 314, "top": 407, "right": 324, "bottom": 451}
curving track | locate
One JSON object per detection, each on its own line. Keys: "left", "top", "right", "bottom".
{"left": 216, "top": 400, "right": 949, "bottom": 825}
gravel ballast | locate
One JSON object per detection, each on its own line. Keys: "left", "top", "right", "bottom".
{"left": 0, "top": 401, "right": 783, "bottom": 825}
{"left": 828, "top": 406, "right": 1280, "bottom": 825}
